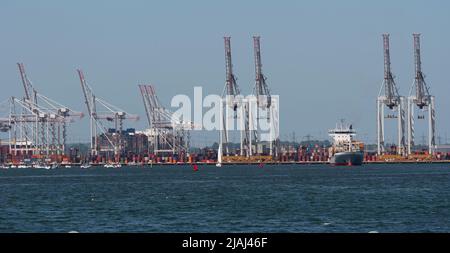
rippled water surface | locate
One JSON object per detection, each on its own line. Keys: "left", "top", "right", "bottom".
{"left": 1, "top": 164, "right": 449, "bottom": 232}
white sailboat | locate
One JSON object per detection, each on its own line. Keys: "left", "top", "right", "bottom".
{"left": 216, "top": 144, "right": 222, "bottom": 167}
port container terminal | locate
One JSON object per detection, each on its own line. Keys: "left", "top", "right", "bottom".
{"left": 0, "top": 34, "right": 449, "bottom": 166}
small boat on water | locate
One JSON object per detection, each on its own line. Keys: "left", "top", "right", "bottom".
{"left": 80, "top": 164, "right": 92, "bottom": 169}
{"left": 34, "top": 164, "right": 52, "bottom": 170}
{"left": 104, "top": 163, "right": 121, "bottom": 168}
{"left": 328, "top": 120, "right": 364, "bottom": 166}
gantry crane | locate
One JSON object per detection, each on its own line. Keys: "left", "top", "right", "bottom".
{"left": 406, "top": 34, "right": 436, "bottom": 155}
{"left": 376, "top": 34, "right": 406, "bottom": 156}
{"left": 251, "top": 36, "right": 279, "bottom": 157}
{"left": 219, "top": 36, "right": 250, "bottom": 157}
{"left": 77, "top": 69, "right": 138, "bottom": 160}
{"left": 9, "top": 63, "right": 82, "bottom": 158}
{"left": 139, "top": 84, "right": 192, "bottom": 157}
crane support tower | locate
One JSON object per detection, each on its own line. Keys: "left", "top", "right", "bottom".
{"left": 406, "top": 34, "right": 436, "bottom": 155}
{"left": 376, "top": 34, "right": 406, "bottom": 156}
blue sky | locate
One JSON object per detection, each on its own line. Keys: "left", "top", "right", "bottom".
{"left": 1, "top": 0, "right": 449, "bottom": 146}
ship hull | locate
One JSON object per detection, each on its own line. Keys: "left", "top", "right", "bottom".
{"left": 330, "top": 151, "right": 364, "bottom": 166}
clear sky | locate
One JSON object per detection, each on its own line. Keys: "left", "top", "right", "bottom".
{"left": 1, "top": 0, "right": 449, "bottom": 146}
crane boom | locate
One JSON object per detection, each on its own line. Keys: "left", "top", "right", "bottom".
{"left": 413, "top": 33, "right": 431, "bottom": 108}
{"left": 77, "top": 69, "right": 94, "bottom": 116}
{"left": 17, "top": 63, "right": 37, "bottom": 104}
{"left": 382, "top": 34, "right": 401, "bottom": 109}
{"left": 253, "top": 36, "right": 271, "bottom": 108}
{"left": 224, "top": 37, "right": 240, "bottom": 99}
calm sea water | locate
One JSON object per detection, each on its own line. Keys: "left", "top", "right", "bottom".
{"left": 0, "top": 164, "right": 449, "bottom": 232}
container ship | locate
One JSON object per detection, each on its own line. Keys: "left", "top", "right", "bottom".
{"left": 328, "top": 121, "right": 364, "bottom": 166}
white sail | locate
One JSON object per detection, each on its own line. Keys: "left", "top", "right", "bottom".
{"left": 216, "top": 145, "right": 222, "bottom": 166}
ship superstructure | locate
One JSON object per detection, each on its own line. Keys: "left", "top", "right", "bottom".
{"left": 328, "top": 121, "right": 364, "bottom": 166}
